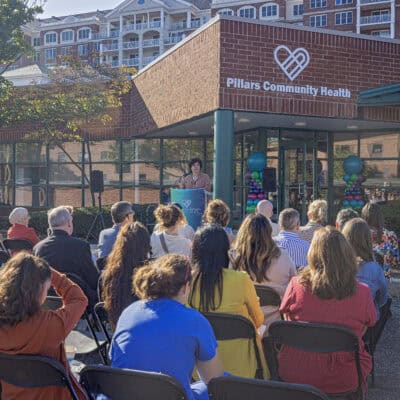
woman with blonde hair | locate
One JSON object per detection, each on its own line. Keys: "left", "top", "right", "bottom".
{"left": 102, "top": 222, "right": 151, "bottom": 327}
{"left": 298, "top": 199, "right": 327, "bottom": 242}
{"left": 278, "top": 227, "right": 376, "bottom": 395}
{"left": 342, "top": 218, "right": 388, "bottom": 317}
{"left": 232, "top": 213, "right": 296, "bottom": 331}
{"left": 110, "top": 254, "right": 224, "bottom": 400}
{"left": 151, "top": 204, "right": 191, "bottom": 258}
{"left": 203, "top": 199, "right": 234, "bottom": 242}
{"left": 0, "top": 253, "right": 88, "bottom": 399}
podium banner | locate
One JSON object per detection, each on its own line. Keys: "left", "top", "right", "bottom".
{"left": 170, "top": 188, "right": 205, "bottom": 230}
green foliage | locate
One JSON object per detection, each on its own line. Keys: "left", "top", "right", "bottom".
{"left": 381, "top": 200, "right": 400, "bottom": 237}
{"left": 0, "top": 204, "right": 157, "bottom": 241}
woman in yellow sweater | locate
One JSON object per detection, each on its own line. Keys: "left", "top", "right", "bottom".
{"left": 189, "top": 224, "right": 268, "bottom": 379}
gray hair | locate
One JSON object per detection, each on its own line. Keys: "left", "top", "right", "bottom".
{"left": 111, "top": 201, "right": 134, "bottom": 224}
{"left": 336, "top": 208, "right": 359, "bottom": 232}
{"left": 279, "top": 208, "right": 300, "bottom": 231}
{"left": 48, "top": 206, "right": 72, "bottom": 228}
{"left": 9, "top": 207, "right": 29, "bottom": 225}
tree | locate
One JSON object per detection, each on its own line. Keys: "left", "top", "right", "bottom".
{"left": 1, "top": 57, "right": 134, "bottom": 206}
{"left": 0, "top": 0, "right": 42, "bottom": 103}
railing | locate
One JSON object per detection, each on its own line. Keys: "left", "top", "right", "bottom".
{"left": 170, "top": 22, "right": 187, "bottom": 31}
{"left": 164, "top": 36, "right": 184, "bottom": 45}
{"left": 101, "top": 43, "right": 119, "bottom": 51}
{"left": 123, "top": 41, "right": 139, "bottom": 49}
{"left": 92, "top": 30, "right": 120, "bottom": 40}
{"left": 149, "top": 21, "right": 161, "bottom": 28}
{"left": 122, "top": 58, "right": 139, "bottom": 67}
{"left": 143, "top": 55, "right": 159, "bottom": 64}
{"left": 142, "top": 38, "right": 160, "bottom": 47}
{"left": 360, "top": 0, "right": 391, "bottom": 4}
{"left": 371, "top": 30, "right": 391, "bottom": 37}
{"left": 122, "top": 21, "right": 161, "bottom": 33}
{"left": 359, "top": 14, "right": 391, "bottom": 24}
{"left": 111, "top": 60, "right": 119, "bottom": 68}
{"left": 190, "top": 20, "right": 201, "bottom": 28}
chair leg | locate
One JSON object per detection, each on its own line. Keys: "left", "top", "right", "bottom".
{"left": 84, "top": 312, "right": 108, "bottom": 365}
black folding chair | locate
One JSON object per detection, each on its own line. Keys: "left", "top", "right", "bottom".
{"left": 208, "top": 375, "right": 330, "bottom": 400}
{"left": 0, "top": 353, "right": 79, "bottom": 400}
{"left": 255, "top": 285, "right": 281, "bottom": 307}
{"left": 0, "top": 250, "right": 10, "bottom": 265}
{"left": 94, "top": 302, "right": 113, "bottom": 346}
{"left": 202, "top": 312, "right": 264, "bottom": 379}
{"left": 269, "top": 321, "right": 364, "bottom": 399}
{"left": 3, "top": 238, "right": 33, "bottom": 255}
{"left": 80, "top": 365, "right": 188, "bottom": 400}
{"left": 96, "top": 256, "right": 107, "bottom": 271}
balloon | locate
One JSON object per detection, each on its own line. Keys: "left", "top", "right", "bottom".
{"left": 358, "top": 200, "right": 365, "bottom": 207}
{"left": 343, "top": 200, "right": 350, "bottom": 206}
{"left": 246, "top": 206, "right": 253, "bottom": 213}
{"left": 245, "top": 171, "right": 252, "bottom": 178}
{"left": 343, "top": 155, "right": 363, "bottom": 175}
{"left": 258, "top": 193, "right": 265, "bottom": 200}
{"left": 355, "top": 195, "right": 361, "bottom": 201}
{"left": 249, "top": 194, "right": 257, "bottom": 200}
{"left": 247, "top": 152, "right": 266, "bottom": 172}
{"left": 247, "top": 200, "right": 253, "bottom": 206}
{"left": 343, "top": 175, "right": 350, "bottom": 182}
{"left": 350, "top": 174, "right": 358, "bottom": 182}
{"left": 251, "top": 171, "right": 259, "bottom": 179}
{"left": 350, "top": 200, "right": 358, "bottom": 207}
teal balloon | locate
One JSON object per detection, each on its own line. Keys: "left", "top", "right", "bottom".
{"left": 358, "top": 200, "right": 365, "bottom": 207}
{"left": 246, "top": 200, "right": 253, "bottom": 206}
{"left": 343, "top": 174, "right": 350, "bottom": 182}
{"left": 343, "top": 156, "right": 363, "bottom": 174}
{"left": 248, "top": 152, "right": 266, "bottom": 172}
{"left": 343, "top": 200, "right": 350, "bottom": 207}
{"left": 350, "top": 200, "right": 358, "bottom": 207}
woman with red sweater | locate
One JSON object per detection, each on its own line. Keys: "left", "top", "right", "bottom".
{"left": 7, "top": 207, "right": 40, "bottom": 248}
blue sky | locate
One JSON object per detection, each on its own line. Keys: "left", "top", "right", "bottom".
{"left": 40, "top": 0, "right": 123, "bottom": 18}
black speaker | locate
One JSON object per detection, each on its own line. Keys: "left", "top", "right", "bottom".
{"left": 262, "top": 168, "right": 277, "bottom": 193}
{"left": 90, "top": 170, "right": 104, "bottom": 193}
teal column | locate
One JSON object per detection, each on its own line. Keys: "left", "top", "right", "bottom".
{"left": 213, "top": 109, "right": 234, "bottom": 211}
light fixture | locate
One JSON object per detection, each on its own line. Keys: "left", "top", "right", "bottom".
{"left": 294, "top": 121, "right": 306, "bottom": 127}
{"left": 187, "top": 131, "right": 198, "bottom": 136}
{"left": 238, "top": 118, "right": 250, "bottom": 124}
{"left": 346, "top": 125, "right": 358, "bottom": 130}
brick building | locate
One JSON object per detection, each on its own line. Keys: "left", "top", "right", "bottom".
{"left": 1, "top": 16, "right": 400, "bottom": 223}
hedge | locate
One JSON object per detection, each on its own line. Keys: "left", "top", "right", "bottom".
{"left": 0, "top": 204, "right": 157, "bottom": 242}
{"left": 381, "top": 200, "right": 400, "bottom": 237}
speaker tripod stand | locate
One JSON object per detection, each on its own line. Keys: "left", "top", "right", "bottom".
{"left": 86, "top": 191, "right": 105, "bottom": 241}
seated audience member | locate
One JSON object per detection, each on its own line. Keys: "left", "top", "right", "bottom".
{"left": 7, "top": 207, "right": 40, "bottom": 248}
{"left": 34, "top": 206, "right": 99, "bottom": 306}
{"left": 110, "top": 254, "right": 224, "bottom": 400}
{"left": 150, "top": 205, "right": 191, "bottom": 258}
{"left": 98, "top": 201, "right": 134, "bottom": 258}
{"left": 362, "top": 202, "right": 399, "bottom": 275}
{"left": 0, "top": 253, "right": 88, "bottom": 400}
{"left": 274, "top": 208, "right": 310, "bottom": 269}
{"left": 342, "top": 218, "right": 388, "bottom": 317}
{"left": 102, "top": 222, "right": 150, "bottom": 328}
{"left": 203, "top": 199, "right": 234, "bottom": 243}
{"left": 256, "top": 199, "right": 279, "bottom": 236}
{"left": 279, "top": 227, "right": 377, "bottom": 395}
{"left": 335, "top": 208, "right": 359, "bottom": 232}
{"left": 298, "top": 199, "right": 327, "bottom": 242}
{"left": 189, "top": 224, "right": 268, "bottom": 378}
{"left": 232, "top": 214, "right": 296, "bottom": 332}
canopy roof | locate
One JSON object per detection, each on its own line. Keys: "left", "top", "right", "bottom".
{"left": 358, "top": 84, "right": 400, "bottom": 106}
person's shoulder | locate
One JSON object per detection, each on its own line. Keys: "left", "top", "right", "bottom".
{"left": 223, "top": 268, "right": 251, "bottom": 283}
{"left": 356, "top": 281, "right": 373, "bottom": 296}
{"left": 100, "top": 227, "right": 115, "bottom": 237}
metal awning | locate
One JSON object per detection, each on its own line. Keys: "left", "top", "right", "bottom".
{"left": 358, "top": 84, "right": 400, "bottom": 106}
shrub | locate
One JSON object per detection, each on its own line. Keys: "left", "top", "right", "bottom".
{"left": 381, "top": 200, "right": 400, "bottom": 237}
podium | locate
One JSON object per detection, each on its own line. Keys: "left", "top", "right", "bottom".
{"left": 170, "top": 189, "right": 207, "bottom": 230}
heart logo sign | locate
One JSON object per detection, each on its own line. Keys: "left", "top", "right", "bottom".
{"left": 182, "top": 200, "right": 192, "bottom": 208}
{"left": 274, "top": 45, "right": 310, "bottom": 82}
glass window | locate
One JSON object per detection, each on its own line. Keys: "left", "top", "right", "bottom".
{"left": 0, "top": 144, "right": 12, "bottom": 163}
{"left": 61, "top": 30, "right": 74, "bottom": 42}
{"left": 238, "top": 7, "right": 256, "bottom": 19}
{"left": 49, "top": 143, "right": 82, "bottom": 163}
{"left": 310, "top": 14, "right": 327, "bottom": 26}
{"left": 261, "top": 4, "right": 278, "bottom": 18}
{"left": 51, "top": 187, "right": 83, "bottom": 207}
{"left": 78, "top": 28, "right": 91, "bottom": 40}
{"left": 45, "top": 32, "right": 57, "bottom": 44}
{"left": 360, "top": 133, "right": 399, "bottom": 158}
{"left": 33, "top": 37, "right": 41, "bottom": 46}
{"left": 16, "top": 143, "right": 46, "bottom": 162}
{"left": 163, "top": 162, "right": 186, "bottom": 186}
{"left": 122, "top": 139, "right": 160, "bottom": 162}
{"left": 60, "top": 46, "right": 72, "bottom": 56}
{"left": 78, "top": 44, "right": 88, "bottom": 57}
{"left": 15, "top": 186, "right": 47, "bottom": 207}
{"left": 293, "top": 4, "right": 304, "bottom": 16}
{"left": 121, "top": 187, "right": 160, "bottom": 204}
{"left": 335, "top": 11, "right": 353, "bottom": 25}
{"left": 84, "top": 187, "right": 120, "bottom": 207}
{"left": 310, "top": 0, "right": 326, "bottom": 8}
{"left": 45, "top": 48, "right": 57, "bottom": 62}
{"left": 15, "top": 165, "right": 46, "bottom": 185}
{"left": 163, "top": 138, "right": 202, "bottom": 162}
{"left": 123, "top": 162, "right": 160, "bottom": 186}
{"left": 49, "top": 163, "right": 82, "bottom": 185}
{"left": 86, "top": 141, "right": 119, "bottom": 162}
{"left": 336, "top": 0, "right": 352, "bottom": 4}
{"left": 218, "top": 9, "right": 234, "bottom": 16}
{"left": 88, "top": 163, "right": 120, "bottom": 185}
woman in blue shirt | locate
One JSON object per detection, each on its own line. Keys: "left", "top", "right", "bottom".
{"left": 109, "top": 254, "right": 224, "bottom": 400}
{"left": 342, "top": 218, "right": 388, "bottom": 317}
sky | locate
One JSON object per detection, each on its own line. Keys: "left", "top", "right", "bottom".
{"left": 39, "top": 0, "right": 123, "bottom": 18}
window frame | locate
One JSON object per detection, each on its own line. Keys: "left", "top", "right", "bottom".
{"left": 260, "top": 3, "right": 279, "bottom": 19}
{"left": 293, "top": 4, "right": 304, "bottom": 16}
{"left": 335, "top": 11, "right": 353, "bottom": 25}
{"left": 310, "top": 14, "right": 327, "bottom": 26}
{"left": 218, "top": 8, "right": 234, "bottom": 16}
{"left": 44, "top": 47, "right": 57, "bottom": 62}
{"left": 77, "top": 27, "right": 91, "bottom": 41}
{"left": 310, "top": 0, "right": 327, "bottom": 9}
{"left": 238, "top": 6, "right": 257, "bottom": 19}
{"left": 61, "top": 30, "right": 74, "bottom": 43}
{"left": 44, "top": 31, "right": 57, "bottom": 45}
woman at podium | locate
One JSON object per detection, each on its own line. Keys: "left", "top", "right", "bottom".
{"left": 179, "top": 158, "right": 211, "bottom": 193}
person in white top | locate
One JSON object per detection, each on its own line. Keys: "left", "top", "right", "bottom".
{"left": 255, "top": 199, "right": 279, "bottom": 237}
{"left": 151, "top": 205, "right": 191, "bottom": 259}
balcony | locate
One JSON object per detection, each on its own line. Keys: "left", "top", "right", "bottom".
{"left": 143, "top": 55, "right": 159, "bottom": 65}
{"left": 170, "top": 22, "right": 187, "bottom": 31}
{"left": 92, "top": 30, "right": 120, "bottom": 40}
{"left": 102, "top": 43, "right": 119, "bottom": 51}
{"left": 122, "top": 21, "right": 162, "bottom": 33}
{"left": 122, "top": 58, "right": 139, "bottom": 67}
{"left": 123, "top": 41, "right": 139, "bottom": 49}
{"left": 111, "top": 60, "right": 119, "bottom": 68}
{"left": 190, "top": 20, "right": 201, "bottom": 28}
{"left": 142, "top": 38, "right": 160, "bottom": 47}
{"left": 359, "top": 14, "right": 391, "bottom": 24}
{"left": 164, "top": 36, "right": 184, "bottom": 45}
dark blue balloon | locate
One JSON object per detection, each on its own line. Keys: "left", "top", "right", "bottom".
{"left": 343, "top": 156, "right": 363, "bottom": 175}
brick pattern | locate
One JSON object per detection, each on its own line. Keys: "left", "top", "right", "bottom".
{"left": 219, "top": 19, "right": 400, "bottom": 121}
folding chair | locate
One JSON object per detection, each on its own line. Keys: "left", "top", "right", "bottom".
{"left": 3, "top": 238, "right": 33, "bottom": 255}
{"left": 255, "top": 285, "right": 281, "bottom": 307}
{"left": 0, "top": 250, "right": 10, "bottom": 265}
{"left": 80, "top": 365, "right": 188, "bottom": 400}
{"left": 269, "top": 320, "right": 364, "bottom": 400}
{"left": 43, "top": 295, "right": 108, "bottom": 365}
{"left": 202, "top": 312, "right": 264, "bottom": 379}
{"left": 208, "top": 375, "right": 330, "bottom": 400}
{"left": 96, "top": 256, "right": 107, "bottom": 271}
{"left": 0, "top": 353, "right": 79, "bottom": 400}
{"left": 94, "top": 302, "right": 113, "bottom": 345}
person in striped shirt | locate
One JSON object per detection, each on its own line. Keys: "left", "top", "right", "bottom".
{"left": 274, "top": 208, "right": 310, "bottom": 270}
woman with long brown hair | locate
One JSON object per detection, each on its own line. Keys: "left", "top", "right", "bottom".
{"left": 232, "top": 213, "right": 296, "bottom": 331}
{"left": 0, "top": 253, "right": 88, "bottom": 399}
{"left": 278, "top": 227, "right": 376, "bottom": 395}
{"left": 102, "top": 222, "right": 150, "bottom": 327}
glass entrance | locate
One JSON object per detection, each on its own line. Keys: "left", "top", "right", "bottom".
{"left": 279, "top": 136, "right": 318, "bottom": 224}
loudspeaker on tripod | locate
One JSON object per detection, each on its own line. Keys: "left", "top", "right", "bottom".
{"left": 90, "top": 170, "right": 104, "bottom": 193}
{"left": 262, "top": 168, "right": 277, "bottom": 193}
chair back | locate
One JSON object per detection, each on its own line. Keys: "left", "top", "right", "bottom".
{"left": 255, "top": 285, "right": 281, "bottom": 307}
{"left": 0, "top": 250, "right": 10, "bottom": 265}
{"left": 268, "top": 321, "right": 363, "bottom": 398}
{"left": 0, "top": 353, "right": 79, "bottom": 400}
{"left": 96, "top": 256, "right": 107, "bottom": 271}
{"left": 208, "top": 375, "right": 330, "bottom": 400}
{"left": 94, "top": 302, "right": 113, "bottom": 345}
{"left": 80, "top": 365, "right": 187, "bottom": 400}
{"left": 3, "top": 238, "right": 33, "bottom": 253}
{"left": 202, "top": 312, "right": 264, "bottom": 379}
